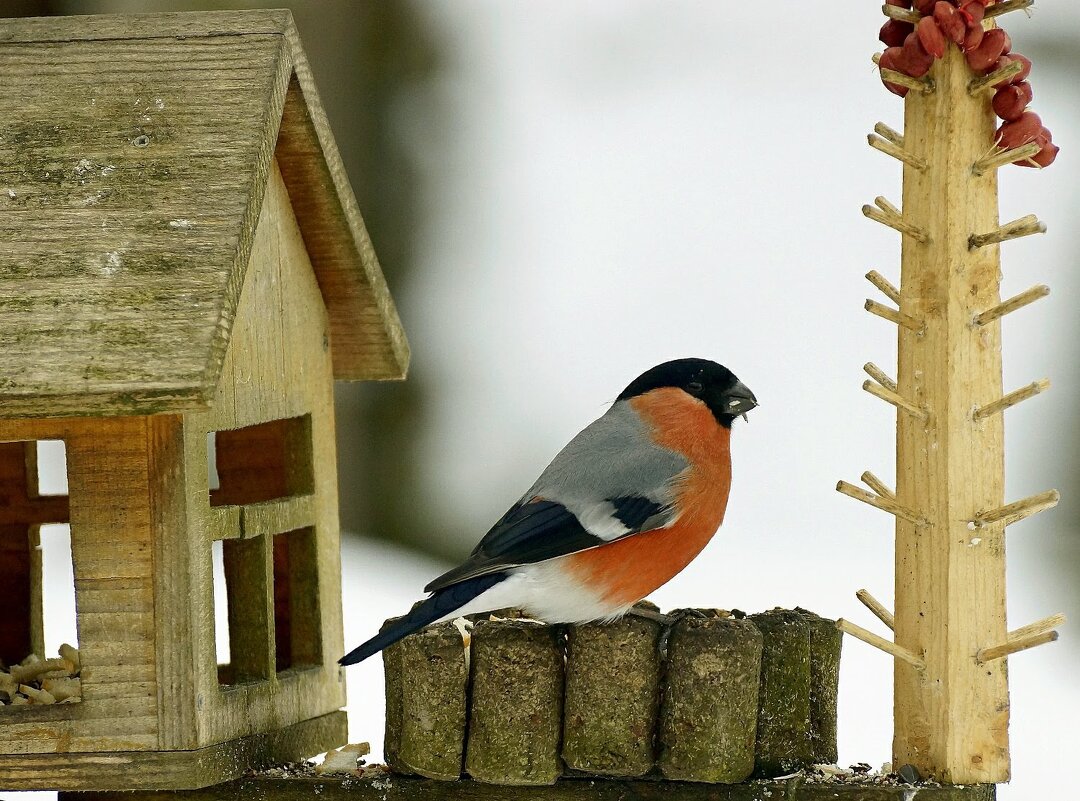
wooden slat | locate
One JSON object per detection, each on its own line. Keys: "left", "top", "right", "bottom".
{"left": 3, "top": 709, "right": 347, "bottom": 792}
{"left": 61, "top": 773, "right": 998, "bottom": 801}
{"left": 243, "top": 495, "right": 315, "bottom": 539}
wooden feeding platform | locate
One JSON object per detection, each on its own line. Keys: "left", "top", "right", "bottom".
{"left": 0, "top": 2, "right": 1066, "bottom": 799}
{"left": 64, "top": 771, "right": 998, "bottom": 801}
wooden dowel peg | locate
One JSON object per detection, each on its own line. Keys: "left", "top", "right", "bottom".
{"left": 863, "top": 380, "right": 928, "bottom": 420}
{"left": 973, "top": 489, "right": 1060, "bottom": 528}
{"left": 874, "top": 122, "right": 903, "bottom": 146}
{"left": 835, "top": 618, "right": 924, "bottom": 669}
{"left": 969, "top": 214, "right": 1046, "bottom": 249}
{"left": 868, "top": 133, "right": 928, "bottom": 170}
{"left": 881, "top": 4, "right": 921, "bottom": 24}
{"left": 859, "top": 470, "right": 896, "bottom": 500}
{"left": 864, "top": 299, "right": 924, "bottom": 332}
{"left": 973, "top": 284, "right": 1050, "bottom": 326}
{"left": 836, "top": 480, "right": 928, "bottom": 526}
{"left": 855, "top": 589, "right": 895, "bottom": 631}
{"left": 872, "top": 54, "right": 935, "bottom": 94}
{"left": 862, "top": 363, "right": 898, "bottom": 393}
{"left": 985, "top": 0, "right": 1034, "bottom": 18}
{"left": 973, "top": 379, "right": 1050, "bottom": 420}
{"left": 863, "top": 205, "right": 929, "bottom": 243}
{"left": 976, "top": 630, "right": 1058, "bottom": 664}
{"left": 969, "top": 60, "right": 1024, "bottom": 96}
{"left": 973, "top": 142, "right": 1042, "bottom": 176}
{"left": 865, "top": 271, "right": 901, "bottom": 305}
{"left": 873, "top": 196, "right": 902, "bottom": 217}
{"left": 1008, "top": 613, "right": 1066, "bottom": 644}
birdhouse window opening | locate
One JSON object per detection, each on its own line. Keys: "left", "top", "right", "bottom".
{"left": 0, "top": 439, "right": 80, "bottom": 709}
{"left": 205, "top": 415, "right": 322, "bottom": 687}
{"left": 208, "top": 415, "right": 313, "bottom": 508}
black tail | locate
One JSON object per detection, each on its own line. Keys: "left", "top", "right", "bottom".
{"left": 338, "top": 571, "right": 508, "bottom": 665}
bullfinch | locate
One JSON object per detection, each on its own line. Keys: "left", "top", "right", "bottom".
{"left": 339, "top": 357, "right": 756, "bottom": 666}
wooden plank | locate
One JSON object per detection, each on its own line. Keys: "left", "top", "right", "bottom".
{"left": 243, "top": 494, "right": 315, "bottom": 539}
{"left": 1, "top": 709, "right": 347, "bottom": 791}
{"left": 893, "top": 43, "right": 1010, "bottom": 783}
{"left": 0, "top": 9, "right": 294, "bottom": 42}
{"left": 60, "top": 774, "right": 999, "bottom": 801}
{"left": 0, "top": 21, "right": 289, "bottom": 417}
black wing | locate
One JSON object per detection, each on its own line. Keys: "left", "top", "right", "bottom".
{"left": 424, "top": 495, "right": 666, "bottom": 593}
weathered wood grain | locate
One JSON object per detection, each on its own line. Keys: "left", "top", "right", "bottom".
{"left": 563, "top": 613, "right": 662, "bottom": 777}
{"left": 58, "top": 773, "right": 998, "bottom": 801}
{"left": 0, "top": 9, "right": 407, "bottom": 419}
{"left": 2, "top": 710, "right": 346, "bottom": 791}
{"left": 658, "top": 614, "right": 762, "bottom": 783}
{"left": 466, "top": 619, "right": 564, "bottom": 786}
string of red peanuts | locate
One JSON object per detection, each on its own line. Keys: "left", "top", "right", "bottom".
{"left": 877, "top": 0, "right": 1058, "bottom": 168}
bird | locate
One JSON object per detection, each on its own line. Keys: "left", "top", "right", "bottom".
{"left": 339, "top": 357, "right": 757, "bottom": 666}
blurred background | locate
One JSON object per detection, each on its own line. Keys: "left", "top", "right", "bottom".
{"left": 7, "top": 1, "right": 1078, "bottom": 799}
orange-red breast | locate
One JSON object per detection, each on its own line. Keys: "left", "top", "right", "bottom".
{"left": 340, "top": 358, "right": 756, "bottom": 665}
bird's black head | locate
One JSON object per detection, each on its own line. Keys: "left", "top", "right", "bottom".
{"left": 616, "top": 358, "right": 758, "bottom": 428}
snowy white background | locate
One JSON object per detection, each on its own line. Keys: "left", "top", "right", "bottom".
{"left": 19, "top": 1, "right": 1080, "bottom": 799}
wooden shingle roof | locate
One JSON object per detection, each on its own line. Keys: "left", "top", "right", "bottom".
{"left": 0, "top": 10, "right": 409, "bottom": 418}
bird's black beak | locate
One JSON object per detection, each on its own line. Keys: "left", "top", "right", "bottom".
{"left": 724, "top": 380, "right": 758, "bottom": 423}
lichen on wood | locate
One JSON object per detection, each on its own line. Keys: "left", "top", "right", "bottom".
{"left": 797, "top": 608, "right": 843, "bottom": 764}
{"left": 562, "top": 603, "right": 662, "bottom": 777}
{"left": 465, "top": 618, "right": 563, "bottom": 785}
{"left": 749, "top": 609, "right": 812, "bottom": 777}
{"left": 658, "top": 612, "right": 763, "bottom": 783}
{"left": 393, "top": 622, "right": 468, "bottom": 780}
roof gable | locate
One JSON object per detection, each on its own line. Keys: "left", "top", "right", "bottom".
{"left": 0, "top": 10, "right": 408, "bottom": 418}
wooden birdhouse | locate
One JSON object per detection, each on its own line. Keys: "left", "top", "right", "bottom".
{"left": 0, "top": 10, "right": 407, "bottom": 792}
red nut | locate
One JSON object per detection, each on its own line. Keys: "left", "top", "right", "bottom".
{"left": 1003, "top": 53, "right": 1032, "bottom": 85}
{"left": 966, "top": 28, "right": 1008, "bottom": 73}
{"left": 992, "top": 82, "right": 1034, "bottom": 122}
{"left": 880, "top": 19, "right": 915, "bottom": 48}
{"left": 934, "top": 1, "right": 966, "bottom": 46}
{"left": 1017, "top": 128, "right": 1058, "bottom": 168}
{"left": 999, "top": 29, "right": 1013, "bottom": 55}
{"left": 914, "top": 0, "right": 937, "bottom": 13}
{"left": 963, "top": 20, "right": 984, "bottom": 52}
{"left": 916, "top": 16, "right": 947, "bottom": 59}
{"left": 996, "top": 111, "right": 1043, "bottom": 150}
{"left": 959, "top": 1, "right": 986, "bottom": 26}
{"left": 1031, "top": 133, "right": 1059, "bottom": 168}
{"left": 898, "top": 31, "right": 935, "bottom": 77}
{"left": 879, "top": 48, "right": 911, "bottom": 97}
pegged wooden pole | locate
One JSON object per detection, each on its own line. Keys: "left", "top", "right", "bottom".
{"left": 891, "top": 39, "right": 1013, "bottom": 784}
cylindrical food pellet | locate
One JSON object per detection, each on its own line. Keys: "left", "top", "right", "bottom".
{"left": 797, "top": 608, "right": 843, "bottom": 765}
{"left": 562, "top": 608, "right": 662, "bottom": 776}
{"left": 658, "top": 613, "right": 763, "bottom": 783}
{"left": 749, "top": 609, "right": 812, "bottom": 777}
{"left": 394, "top": 622, "right": 469, "bottom": 780}
{"left": 465, "top": 619, "right": 563, "bottom": 785}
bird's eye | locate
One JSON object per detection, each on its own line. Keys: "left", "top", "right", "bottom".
{"left": 687, "top": 381, "right": 703, "bottom": 394}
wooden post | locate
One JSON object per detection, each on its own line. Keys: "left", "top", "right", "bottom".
{"left": 891, "top": 40, "right": 1011, "bottom": 784}
{"left": 748, "top": 610, "right": 812, "bottom": 778}
{"left": 381, "top": 620, "right": 467, "bottom": 781}
{"left": 657, "top": 613, "right": 762, "bottom": 783}
{"left": 843, "top": 13, "right": 1062, "bottom": 780}
{"left": 465, "top": 619, "right": 563, "bottom": 786}
{"left": 562, "top": 609, "right": 662, "bottom": 777}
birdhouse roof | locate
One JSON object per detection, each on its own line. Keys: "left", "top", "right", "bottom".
{"left": 0, "top": 10, "right": 409, "bottom": 419}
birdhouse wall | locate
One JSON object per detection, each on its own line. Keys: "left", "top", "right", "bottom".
{"left": 172, "top": 158, "right": 346, "bottom": 750}
{"left": 0, "top": 415, "right": 163, "bottom": 755}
